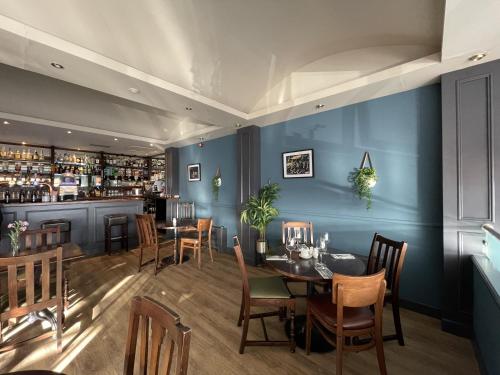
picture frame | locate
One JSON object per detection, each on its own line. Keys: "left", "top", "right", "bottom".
{"left": 188, "top": 163, "right": 201, "bottom": 181}
{"left": 282, "top": 149, "right": 314, "bottom": 179}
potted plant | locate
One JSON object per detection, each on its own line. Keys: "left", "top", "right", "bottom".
{"left": 348, "top": 166, "right": 378, "bottom": 209}
{"left": 240, "top": 182, "right": 280, "bottom": 254}
{"left": 212, "top": 168, "right": 222, "bottom": 201}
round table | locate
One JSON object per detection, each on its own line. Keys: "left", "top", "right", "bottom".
{"left": 266, "top": 248, "right": 367, "bottom": 352}
{"left": 156, "top": 224, "right": 197, "bottom": 266}
{"left": 2, "top": 371, "right": 66, "bottom": 375}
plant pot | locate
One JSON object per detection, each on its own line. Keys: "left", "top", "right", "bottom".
{"left": 256, "top": 240, "right": 267, "bottom": 254}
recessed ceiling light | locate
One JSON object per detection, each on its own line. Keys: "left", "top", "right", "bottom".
{"left": 128, "top": 87, "right": 140, "bottom": 94}
{"left": 469, "top": 53, "right": 487, "bottom": 62}
{"left": 3, "top": 120, "right": 10, "bottom": 125}
{"left": 235, "top": 123, "right": 242, "bottom": 128}
{"left": 67, "top": 130, "right": 72, "bottom": 134}
{"left": 22, "top": 141, "right": 26, "bottom": 145}
{"left": 185, "top": 106, "right": 193, "bottom": 111}
{"left": 149, "top": 143, "right": 154, "bottom": 147}
{"left": 114, "top": 138, "right": 118, "bottom": 141}
{"left": 316, "top": 104, "right": 325, "bottom": 109}
{"left": 50, "top": 62, "right": 64, "bottom": 69}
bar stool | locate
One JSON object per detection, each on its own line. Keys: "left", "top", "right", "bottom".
{"left": 104, "top": 214, "right": 129, "bottom": 254}
{"left": 40, "top": 219, "right": 71, "bottom": 243}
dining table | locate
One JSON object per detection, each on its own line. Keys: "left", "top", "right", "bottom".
{"left": 266, "top": 246, "right": 367, "bottom": 352}
{"left": 0, "top": 242, "right": 85, "bottom": 332}
{"left": 156, "top": 222, "right": 197, "bottom": 266}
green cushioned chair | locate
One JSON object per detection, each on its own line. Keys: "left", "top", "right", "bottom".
{"left": 233, "top": 236, "right": 296, "bottom": 354}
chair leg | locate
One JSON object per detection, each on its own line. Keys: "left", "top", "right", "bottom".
{"left": 336, "top": 330, "right": 343, "bottom": 375}
{"left": 179, "top": 245, "right": 184, "bottom": 264}
{"left": 57, "top": 303, "right": 63, "bottom": 353}
{"left": 289, "top": 304, "right": 296, "bottom": 353}
{"left": 237, "top": 292, "right": 244, "bottom": 327}
{"left": 375, "top": 327, "right": 388, "bottom": 375}
{"left": 239, "top": 305, "right": 250, "bottom": 354}
{"left": 305, "top": 306, "right": 312, "bottom": 355}
{"left": 208, "top": 241, "right": 214, "bottom": 262}
{"left": 197, "top": 244, "right": 201, "bottom": 269}
{"left": 392, "top": 300, "right": 405, "bottom": 346}
{"left": 138, "top": 246, "right": 143, "bottom": 273}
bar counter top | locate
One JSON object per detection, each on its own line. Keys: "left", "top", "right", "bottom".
{"left": 0, "top": 197, "right": 143, "bottom": 208}
{"left": 1, "top": 197, "right": 144, "bottom": 255}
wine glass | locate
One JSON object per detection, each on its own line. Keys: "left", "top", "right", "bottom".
{"left": 285, "top": 237, "right": 296, "bottom": 264}
{"left": 318, "top": 237, "right": 327, "bottom": 267}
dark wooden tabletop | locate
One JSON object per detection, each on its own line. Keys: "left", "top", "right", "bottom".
{"left": 266, "top": 247, "right": 367, "bottom": 282}
{"left": 2, "top": 371, "right": 66, "bottom": 375}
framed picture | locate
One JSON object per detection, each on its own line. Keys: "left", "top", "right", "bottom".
{"left": 188, "top": 163, "right": 201, "bottom": 181}
{"left": 282, "top": 149, "right": 314, "bottom": 178}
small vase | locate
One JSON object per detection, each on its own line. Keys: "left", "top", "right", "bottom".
{"left": 11, "top": 240, "right": 19, "bottom": 256}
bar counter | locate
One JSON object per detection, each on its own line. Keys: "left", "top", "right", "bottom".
{"left": 0, "top": 198, "right": 144, "bottom": 255}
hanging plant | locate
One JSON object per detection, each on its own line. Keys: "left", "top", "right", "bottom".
{"left": 212, "top": 168, "right": 222, "bottom": 201}
{"left": 348, "top": 152, "right": 378, "bottom": 209}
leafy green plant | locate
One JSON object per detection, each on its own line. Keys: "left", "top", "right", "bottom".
{"left": 212, "top": 175, "right": 222, "bottom": 201}
{"left": 348, "top": 167, "right": 378, "bottom": 209}
{"left": 240, "top": 182, "right": 280, "bottom": 241}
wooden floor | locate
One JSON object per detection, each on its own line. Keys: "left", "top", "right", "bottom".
{"left": 0, "top": 246, "right": 479, "bottom": 375}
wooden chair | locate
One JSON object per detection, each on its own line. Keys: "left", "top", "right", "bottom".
{"left": 282, "top": 221, "right": 314, "bottom": 245}
{"left": 123, "top": 296, "right": 191, "bottom": 375}
{"left": 179, "top": 218, "right": 213, "bottom": 269}
{"left": 233, "top": 236, "right": 296, "bottom": 354}
{"left": 20, "top": 227, "right": 62, "bottom": 251}
{"left": 0, "top": 246, "right": 63, "bottom": 353}
{"left": 367, "top": 233, "right": 408, "bottom": 345}
{"left": 306, "top": 270, "right": 387, "bottom": 375}
{"left": 19, "top": 227, "right": 70, "bottom": 312}
{"left": 136, "top": 214, "right": 166, "bottom": 275}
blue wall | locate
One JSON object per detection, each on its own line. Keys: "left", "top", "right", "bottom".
{"left": 179, "top": 134, "right": 238, "bottom": 248}
{"left": 179, "top": 84, "right": 443, "bottom": 310}
{"left": 261, "top": 84, "right": 442, "bottom": 309}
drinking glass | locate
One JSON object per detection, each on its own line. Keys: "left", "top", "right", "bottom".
{"left": 318, "top": 237, "right": 327, "bottom": 266}
{"left": 286, "top": 237, "right": 296, "bottom": 264}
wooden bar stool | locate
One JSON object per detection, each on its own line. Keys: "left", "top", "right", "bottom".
{"left": 179, "top": 238, "right": 200, "bottom": 268}
{"left": 40, "top": 219, "right": 71, "bottom": 243}
{"left": 104, "top": 214, "right": 129, "bottom": 254}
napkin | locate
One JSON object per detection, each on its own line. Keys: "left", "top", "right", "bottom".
{"left": 266, "top": 255, "right": 288, "bottom": 261}
{"left": 331, "top": 253, "right": 355, "bottom": 260}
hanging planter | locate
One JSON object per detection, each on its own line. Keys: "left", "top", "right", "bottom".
{"left": 212, "top": 167, "right": 222, "bottom": 201}
{"left": 348, "top": 152, "right": 378, "bottom": 209}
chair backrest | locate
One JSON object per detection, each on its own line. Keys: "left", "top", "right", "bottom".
{"left": 332, "top": 269, "right": 386, "bottom": 308}
{"left": 136, "top": 214, "right": 158, "bottom": 249}
{"left": 232, "top": 236, "right": 250, "bottom": 298}
{"left": 282, "top": 221, "right": 314, "bottom": 244}
{"left": 333, "top": 270, "right": 386, "bottom": 340}
{"left": 0, "top": 246, "right": 63, "bottom": 322}
{"left": 20, "top": 227, "right": 61, "bottom": 251}
{"left": 123, "top": 296, "right": 191, "bottom": 375}
{"left": 197, "top": 218, "right": 213, "bottom": 241}
{"left": 366, "top": 233, "right": 408, "bottom": 295}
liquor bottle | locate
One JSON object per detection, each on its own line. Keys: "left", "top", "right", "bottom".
{"left": 26, "top": 149, "right": 32, "bottom": 160}
{"left": 31, "top": 191, "right": 37, "bottom": 203}
{"left": 33, "top": 150, "right": 39, "bottom": 160}
{"left": 15, "top": 149, "right": 21, "bottom": 160}
{"left": 39, "top": 149, "right": 45, "bottom": 161}
{"left": 19, "top": 190, "right": 25, "bottom": 203}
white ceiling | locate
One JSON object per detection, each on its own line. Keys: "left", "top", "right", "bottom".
{"left": 0, "top": 0, "right": 498, "bottom": 151}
